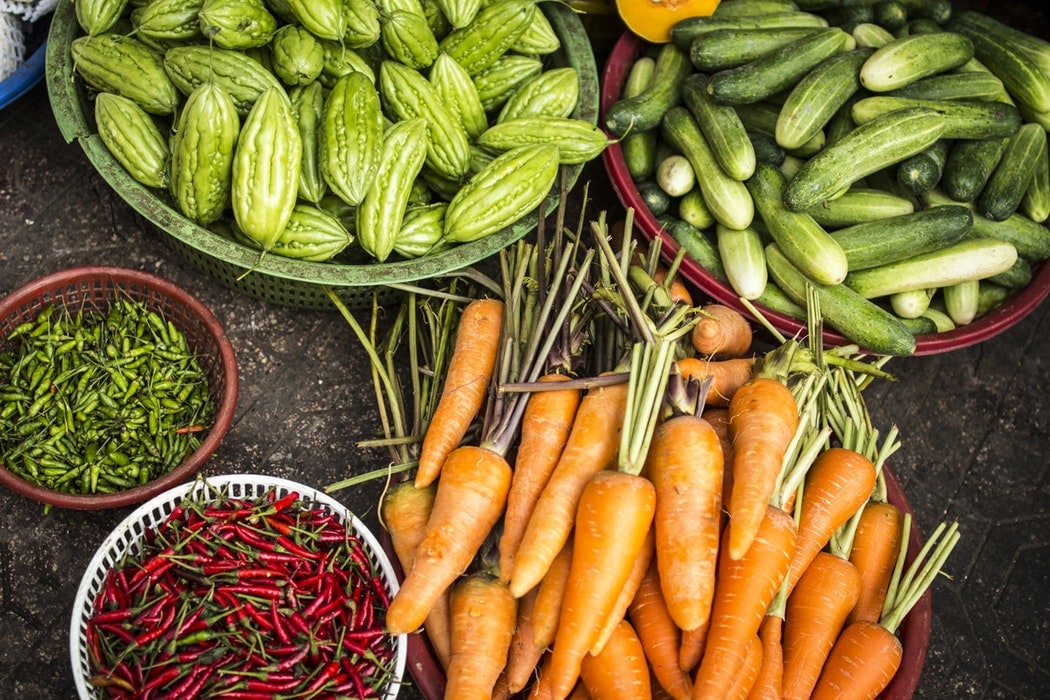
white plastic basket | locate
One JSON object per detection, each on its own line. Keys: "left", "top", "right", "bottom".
{"left": 69, "top": 473, "right": 407, "bottom": 699}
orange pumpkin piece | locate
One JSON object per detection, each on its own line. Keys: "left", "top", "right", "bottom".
{"left": 615, "top": 0, "right": 722, "bottom": 44}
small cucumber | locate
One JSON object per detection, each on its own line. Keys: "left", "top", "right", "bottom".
{"left": 619, "top": 56, "right": 659, "bottom": 180}
{"left": 678, "top": 188, "right": 717, "bottom": 230}
{"left": 706, "top": 27, "right": 852, "bottom": 105}
{"left": 681, "top": 73, "right": 756, "bottom": 181}
{"left": 851, "top": 22, "right": 895, "bottom": 48}
{"left": 978, "top": 122, "right": 1048, "bottom": 222}
{"left": 713, "top": 0, "right": 805, "bottom": 18}
{"left": 735, "top": 101, "right": 827, "bottom": 156}
{"left": 858, "top": 31, "right": 974, "bottom": 93}
{"left": 890, "top": 288, "right": 934, "bottom": 319}
{"left": 605, "top": 43, "right": 691, "bottom": 137}
{"left": 895, "top": 139, "right": 949, "bottom": 196}
{"left": 687, "top": 27, "right": 824, "bottom": 72}
{"left": 942, "top": 278, "right": 980, "bottom": 325}
{"left": 871, "top": 1, "right": 908, "bottom": 31}
{"left": 829, "top": 203, "right": 972, "bottom": 270}
{"left": 749, "top": 132, "right": 786, "bottom": 166}
{"left": 803, "top": 187, "right": 915, "bottom": 227}
{"left": 783, "top": 106, "right": 945, "bottom": 211}
{"left": 765, "top": 243, "right": 917, "bottom": 355}
{"left": 748, "top": 162, "right": 848, "bottom": 285}
{"left": 850, "top": 95, "right": 1022, "bottom": 140}
{"left": 986, "top": 257, "right": 1034, "bottom": 289}
{"left": 886, "top": 72, "right": 1006, "bottom": 102}
{"left": 661, "top": 106, "right": 755, "bottom": 230}
{"left": 669, "top": 10, "right": 830, "bottom": 48}
{"left": 924, "top": 187, "right": 1050, "bottom": 260}
{"left": 776, "top": 47, "right": 873, "bottom": 151}
{"left": 1020, "top": 135, "right": 1050, "bottom": 223}
{"left": 947, "top": 9, "right": 1050, "bottom": 77}
{"left": 977, "top": 281, "right": 1014, "bottom": 316}
{"left": 843, "top": 237, "right": 1019, "bottom": 298}
{"left": 656, "top": 155, "right": 696, "bottom": 197}
{"left": 716, "top": 223, "right": 768, "bottom": 299}
{"left": 941, "top": 136, "right": 1009, "bottom": 202}
{"left": 662, "top": 216, "right": 727, "bottom": 280}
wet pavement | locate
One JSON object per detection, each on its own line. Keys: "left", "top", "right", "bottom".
{"left": 2, "top": 9, "right": 1050, "bottom": 698}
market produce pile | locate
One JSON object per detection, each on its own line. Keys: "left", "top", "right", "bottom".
{"left": 326, "top": 191, "right": 960, "bottom": 699}
{"left": 604, "top": 0, "right": 1050, "bottom": 355}
{"left": 69, "top": 0, "right": 607, "bottom": 264}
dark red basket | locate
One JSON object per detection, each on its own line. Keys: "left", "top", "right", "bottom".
{"left": 0, "top": 266, "right": 239, "bottom": 509}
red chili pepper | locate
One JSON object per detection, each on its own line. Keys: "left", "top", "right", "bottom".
{"left": 302, "top": 659, "right": 343, "bottom": 694}
{"left": 339, "top": 655, "right": 372, "bottom": 698}
{"left": 139, "top": 663, "right": 184, "bottom": 695}
{"left": 270, "top": 643, "right": 309, "bottom": 672}
{"left": 240, "top": 600, "right": 274, "bottom": 632}
{"left": 220, "top": 583, "right": 285, "bottom": 600}
{"left": 269, "top": 490, "right": 302, "bottom": 513}
{"left": 269, "top": 598, "right": 292, "bottom": 646}
{"left": 276, "top": 534, "right": 321, "bottom": 561}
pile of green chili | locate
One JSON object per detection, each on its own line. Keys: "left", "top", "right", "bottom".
{"left": 0, "top": 297, "right": 214, "bottom": 496}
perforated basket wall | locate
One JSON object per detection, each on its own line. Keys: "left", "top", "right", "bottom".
{"left": 69, "top": 474, "right": 407, "bottom": 699}
{"left": 46, "top": 1, "right": 600, "bottom": 310}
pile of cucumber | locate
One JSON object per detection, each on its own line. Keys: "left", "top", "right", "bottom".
{"left": 606, "top": 0, "right": 1050, "bottom": 355}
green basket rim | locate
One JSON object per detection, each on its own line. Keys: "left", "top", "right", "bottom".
{"left": 46, "top": 2, "right": 600, "bottom": 290}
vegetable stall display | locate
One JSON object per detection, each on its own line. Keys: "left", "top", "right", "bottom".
{"left": 602, "top": 0, "right": 1050, "bottom": 354}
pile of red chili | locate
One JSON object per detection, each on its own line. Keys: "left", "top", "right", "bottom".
{"left": 83, "top": 483, "right": 399, "bottom": 699}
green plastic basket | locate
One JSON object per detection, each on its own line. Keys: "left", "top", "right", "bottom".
{"left": 45, "top": 2, "right": 599, "bottom": 310}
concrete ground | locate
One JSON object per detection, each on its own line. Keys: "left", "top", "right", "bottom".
{"left": 3, "top": 5, "right": 1050, "bottom": 698}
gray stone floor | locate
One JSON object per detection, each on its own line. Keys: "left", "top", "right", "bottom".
{"left": 3, "top": 14, "right": 1050, "bottom": 700}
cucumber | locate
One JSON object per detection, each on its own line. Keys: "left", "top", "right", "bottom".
{"left": 681, "top": 73, "right": 756, "bottom": 181}
{"left": 947, "top": 9, "right": 1050, "bottom": 78}
{"left": 662, "top": 216, "right": 727, "bottom": 279}
{"left": 941, "top": 136, "right": 1009, "bottom": 202}
{"left": 896, "top": 314, "right": 939, "bottom": 336}
{"left": 851, "top": 21, "right": 895, "bottom": 48}
{"left": 890, "top": 288, "right": 934, "bottom": 319}
{"left": 924, "top": 187, "right": 1050, "bottom": 260}
{"left": 947, "top": 12, "right": 1050, "bottom": 113}
{"left": 783, "top": 106, "right": 945, "bottom": 211}
{"left": 605, "top": 43, "right": 691, "bottom": 137}
{"left": 705, "top": 27, "right": 852, "bottom": 105}
{"left": 749, "top": 131, "right": 786, "bottom": 166}
{"left": 716, "top": 223, "right": 768, "bottom": 299}
{"left": 687, "top": 27, "right": 824, "bottom": 72}
{"left": 619, "top": 56, "right": 659, "bottom": 181}
{"left": 871, "top": 1, "right": 908, "bottom": 32}
{"left": 898, "top": 0, "right": 952, "bottom": 24}
{"left": 713, "top": 0, "right": 805, "bottom": 18}
{"left": 1020, "top": 134, "right": 1050, "bottom": 223}
{"left": 776, "top": 47, "right": 873, "bottom": 151}
{"left": 748, "top": 162, "right": 848, "bottom": 285}
{"left": 655, "top": 155, "right": 696, "bottom": 197}
{"left": 765, "top": 243, "right": 917, "bottom": 355}
{"left": 895, "top": 139, "right": 949, "bottom": 196}
{"left": 986, "top": 257, "right": 1033, "bottom": 289}
{"left": 942, "top": 278, "right": 980, "bottom": 325}
{"left": 636, "top": 179, "right": 673, "bottom": 216}
{"left": 850, "top": 96, "right": 1022, "bottom": 140}
{"left": 886, "top": 72, "right": 1006, "bottom": 102}
{"left": 803, "top": 187, "right": 916, "bottom": 227}
{"left": 678, "top": 188, "right": 717, "bottom": 230}
{"left": 661, "top": 106, "right": 755, "bottom": 230}
{"left": 669, "top": 11, "right": 830, "bottom": 48}
{"left": 978, "top": 122, "right": 1048, "bottom": 222}
{"left": 735, "top": 101, "right": 826, "bottom": 156}
{"left": 843, "top": 237, "right": 1019, "bottom": 298}
{"left": 977, "top": 281, "right": 1014, "bottom": 316}
{"left": 830, "top": 203, "right": 972, "bottom": 270}
{"left": 858, "top": 32, "right": 974, "bottom": 93}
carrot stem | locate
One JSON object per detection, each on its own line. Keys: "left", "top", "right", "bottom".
{"left": 880, "top": 517, "right": 960, "bottom": 635}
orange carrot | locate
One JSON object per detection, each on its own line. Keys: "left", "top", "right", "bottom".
{"left": 547, "top": 470, "right": 657, "bottom": 700}
{"left": 379, "top": 480, "right": 452, "bottom": 667}
{"left": 724, "top": 633, "right": 764, "bottom": 700}
{"left": 786, "top": 447, "right": 877, "bottom": 594}
{"left": 653, "top": 266, "right": 694, "bottom": 307}
{"left": 692, "top": 504, "right": 798, "bottom": 698}
{"left": 678, "top": 618, "right": 708, "bottom": 675}
{"left": 747, "top": 613, "right": 784, "bottom": 700}
{"left": 781, "top": 552, "right": 862, "bottom": 700}
{"left": 810, "top": 619, "right": 902, "bottom": 700}
{"left": 415, "top": 298, "right": 504, "bottom": 488}
{"left": 677, "top": 356, "right": 756, "bottom": 408}
{"left": 385, "top": 445, "right": 512, "bottom": 635}
{"left": 528, "top": 654, "right": 554, "bottom": 700}
{"left": 628, "top": 561, "right": 693, "bottom": 700}
{"left": 445, "top": 573, "right": 518, "bottom": 699}
{"left": 506, "top": 586, "right": 546, "bottom": 694}
{"left": 691, "top": 303, "right": 753, "bottom": 359}
{"left": 531, "top": 540, "right": 575, "bottom": 652}
{"left": 579, "top": 618, "right": 653, "bottom": 700}
{"left": 500, "top": 374, "right": 582, "bottom": 581}
{"left": 846, "top": 500, "right": 904, "bottom": 625}
{"left": 508, "top": 378, "right": 630, "bottom": 598}
{"left": 591, "top": 528, "right": 655, "bottom": 655}
{"left": 645, "top": 413, "right": 724, "bottom": 632}
{"left": 726, "top": 377, "right": 799, "bottom": 560}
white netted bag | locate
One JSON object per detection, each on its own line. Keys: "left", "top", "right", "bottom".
{"left": 0, "top": 11, "right": 23, "bottom": 82}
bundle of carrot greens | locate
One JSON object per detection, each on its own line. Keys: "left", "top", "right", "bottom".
{"left": 329, "top": 190, "right": 960, "bottom": 700}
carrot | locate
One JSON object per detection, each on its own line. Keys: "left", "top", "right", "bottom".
{"left": 385, "top": 445, "right": 512, "bottom": 635}
{"left": 445, "top": 573, "right": 519, "bottom": 699}
{"left": 579, "top": 618, "right": 653, "bottom": 700}
{"left": 645, "top": 413, "right": 724, "bottom": 632}
{"left": 677, "top": 356, "right": 756, "bottom": 408}
{"left": 508, "top": 377, "right": 630, "bottom": 598}
{"left": 528, "top": 654, "right": 555, "bottom": 700}
{"left": 692, "top": 504, "right": 798, "bottom": 699}
{"left": 746, "top": 613, "right": 784, "bottom": 700}
{"left": 415, "top": 297, "right": 504, "bottom": 488}
{"left": 500, "top": 374, "right": 582, "bottom": 581}
{"left": 547, "top": 470, "right": 657, "bottom": 700}
{"left": 691, "top": 303, "right": 753, "bottom": 359}
{"left": 628, "top": 561, "right": 693, "bottom": 700}
{"left": 531, "top": 540, "right": 575, "bottom": 652}
{"left": 505, "top": 586, "right": 546, "bottom": 695}
{"left": 726, "top": 376, "right": 799, "bottom": 560}
{"left": 590, "top": 527, "right": 655, "bottom": 655}
{"left": 781, "top": 551, "right": 862, "bottom": 700}
{"left": 653, "top": 266, "right": 694, "bottom": 307}
{"left": 678, "top": 618, "right": 708, "bottom": 675}
{"left": 785, "top": 447, "right": 877, "bottom": 594}
{"left": 379, "top": 480, "right": 452, "bottom": 668}
{"left": 724, "top": 633, "right": 764, "bottom": 700}
{"left": 846, "top": 500, "right": 904, "bottom": 625}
